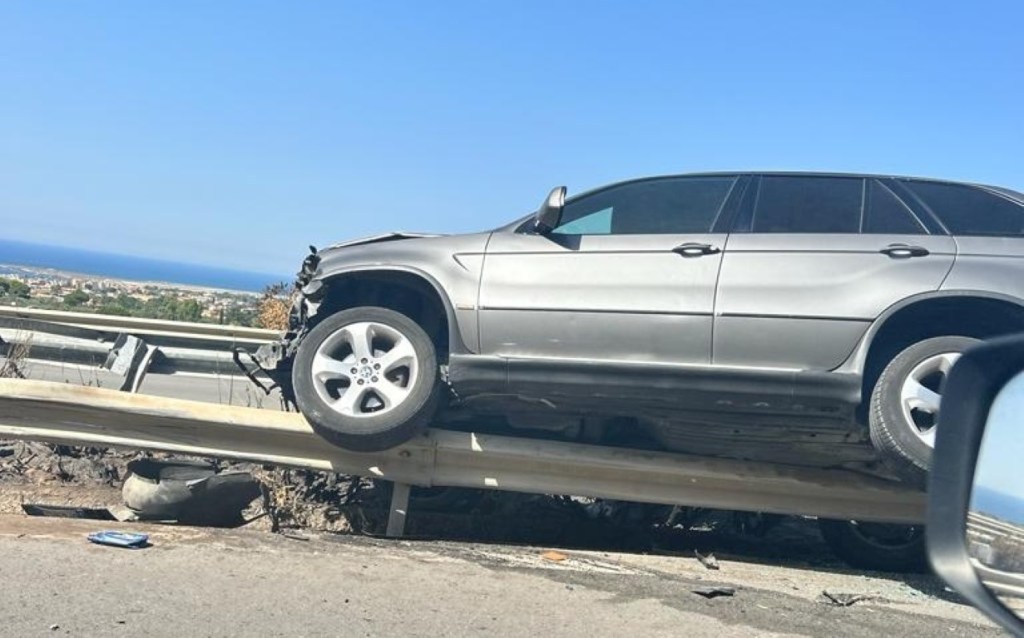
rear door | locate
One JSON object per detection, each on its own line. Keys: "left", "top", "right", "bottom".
{"left": 713, "top": 175, "right": 957, "bottom": 370}
{"left": 478, "top": 175, "right": 740, "bottom": 365}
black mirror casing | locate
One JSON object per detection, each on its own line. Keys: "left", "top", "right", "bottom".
{"left": 928, "top": 333, "right": 1024, "bottom": 634}
{"left": 533, "top": 186, "right": 567, "bottom": 234}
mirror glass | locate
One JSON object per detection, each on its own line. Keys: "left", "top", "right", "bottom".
{"left": 969, "top": 370, "right": 1024, "bottom": 617}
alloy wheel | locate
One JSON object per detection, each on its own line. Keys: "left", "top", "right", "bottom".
{"left": 899, "top": 352, "right": 961, "bottom": 448}
{"left": 310, "top": 321, "right": 419, "bottom": 418}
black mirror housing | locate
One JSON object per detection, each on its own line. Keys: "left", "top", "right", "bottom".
{"left": 533, "top": 186, "right": 567, "bottom": 234}
{"left": 928, "top": 332, "right": 1024, "bottom": 634}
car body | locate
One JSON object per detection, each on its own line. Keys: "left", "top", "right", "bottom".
{"left": 256, "top": 172, "right": 1024, "bottom": 481}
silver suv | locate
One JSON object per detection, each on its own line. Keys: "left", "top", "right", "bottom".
{"left": 254, "top": 172, "right": 1024, "bottom": 485}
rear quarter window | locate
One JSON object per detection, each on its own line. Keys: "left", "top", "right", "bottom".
{"left": 905, "top": 181, "right": 1024, "bottom": 237}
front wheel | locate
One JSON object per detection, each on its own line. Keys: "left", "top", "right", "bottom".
{"left": 292, "top": 306, "right": 440, "bottom": 452}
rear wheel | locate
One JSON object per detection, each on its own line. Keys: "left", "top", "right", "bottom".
{"left": 819, "top": 518, "right": 927, "bottom": 573}
{"left": 292, "top": 306, "right": 440, "bottom": 452}
{"left": 869, "top": 335, "right": 979, "bottom": 485}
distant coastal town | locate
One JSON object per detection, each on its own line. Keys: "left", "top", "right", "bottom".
{"left": 0, "top": 263, "right": 290, "bottom": 328}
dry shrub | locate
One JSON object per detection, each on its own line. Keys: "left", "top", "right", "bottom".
{"left": 251, "top": 466, "right": 383, "bottom": 533}
{"left": 256, "top": 283, "right": 293, "bottom": 330}
{"left": 0, "top": 335, "right": 30, "bottom": 379}
{"left": 991, "top": 535, "right": 1024, "bottom": 573}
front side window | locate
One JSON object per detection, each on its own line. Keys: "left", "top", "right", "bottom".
{"left": 751, "top": 176, "right": 863, "bottom": 233}
{"left": 905, "top": 181, "right": 1024, "bottom": 237}
{"left": 552, "top": 176, "right": 735, "bottom": 235}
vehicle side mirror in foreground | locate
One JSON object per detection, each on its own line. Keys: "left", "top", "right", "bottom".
{"left": 533, "top": 186, "right": 566, "bottom": 234}
{"left": 928, "top": 333, "right": 1024, "bottom": 634}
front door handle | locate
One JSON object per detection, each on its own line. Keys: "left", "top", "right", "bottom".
{"left": 880, "top": 243, "right": 930, "bottom": 258}
{"left": 672, "top": 242, "right": 721, "bottom": 257}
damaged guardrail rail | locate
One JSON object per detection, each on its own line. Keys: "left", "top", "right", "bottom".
{"left": 0, "top": 306, "right": 278, "bottom": 381}
{"left": 0, "top": 379, "right": 926, "bottom": 526}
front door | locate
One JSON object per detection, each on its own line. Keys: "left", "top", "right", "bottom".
{"left": 478, "top": 175, "right": 740, "bottom": 365}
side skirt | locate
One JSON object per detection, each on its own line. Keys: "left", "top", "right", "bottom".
{"left": 447, "top": 354, "right": 862, "bottom": 421}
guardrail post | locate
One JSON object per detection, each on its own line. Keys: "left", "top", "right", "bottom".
{"left": 385, "top": 482, "right": 411, "bottom": 538}
{"left": 103, "top": 334, "right": 159, "bottom": 393}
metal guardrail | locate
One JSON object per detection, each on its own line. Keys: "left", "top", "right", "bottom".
{"left": 0, "top": 306, "right": 279, "bottom": 341}
{"left": 0, "top": 308, "right": 929, "bottom": 530}
{"left": 967, "top": 512, "right": 1024, "bottom": 598}
{"left": 0, "top": 379, "right": 926, "bottom": 524}
{"left": 969, "top": 512, "right": 1024, "bottom": 540}
{"left": 0, "top": 307, "right": 279, "bottom": 377}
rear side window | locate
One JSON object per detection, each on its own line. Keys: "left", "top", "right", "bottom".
{"left": 864, "top": 180, "right": 926, "bottom": 234}
{"left": 906, "top": 181, "right": 1024, "bottom": 237}
{"left": 752, "top": 176, "right": 863, "bottom": 233}
{"left": 553, "top": 176, "right": 735, "bottom": 235}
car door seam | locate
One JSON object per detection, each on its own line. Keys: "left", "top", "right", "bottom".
{"left": 474, "top": 232, "right": 495, "bottom": 353}
{"left": 937, "top": 235, "right": 960, "bottom": 290}
{"left": 709, "top": 232, "right": 731, "bottom": 364}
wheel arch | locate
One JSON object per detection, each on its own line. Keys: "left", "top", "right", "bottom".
{"left": 309, "top": 265, "right": 468, "bottom": 358}
{"left": 841, "top": 290, "right": 1024, "bottom": 415}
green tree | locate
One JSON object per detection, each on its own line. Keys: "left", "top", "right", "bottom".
{"left": 222, "top": 305, "right": 257, "bottom": 327}
{"left": 63, "top": 289, "right": 90, "bottom": 307}
{"left": 96, "top": 304, "right": 131, "bottom": 317}
{"left": 141, "top": 295, "right": 204, "bottom": 322}
{"left": 0, "top": 277, "right": 30, "bottom": 299}
{"left": 114, "top": 293, "right": 143, "bottom": 314}
{"left": 175, "top": 299, "right": 203, "bottom": 322}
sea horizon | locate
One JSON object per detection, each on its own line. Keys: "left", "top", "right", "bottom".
{"left": 972, "top": 484, "right": 1024, "bottom": 527}
{"left": 0, "top": 238, "right": 289, "bottom": 293}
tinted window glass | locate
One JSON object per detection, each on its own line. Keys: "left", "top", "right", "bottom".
{"left": 752, "top": 176, "right": 863, "bottom": 233}
{"left": 553, "top": 207, "right": 612, "bottom": 234}
{"left": 906, "top": 181, "right": 1024, "bottom": 237}
{"left": 989, "top": 186, "right": 1024, "bottom": 204}
{"left": 553, "top": 177, "right": 735, "bottom": 235}
{"left": 864, "top": 180, "right": 926, "bottom": 234}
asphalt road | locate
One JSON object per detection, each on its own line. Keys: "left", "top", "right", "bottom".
{"left": 0, "top": 514, "right": 1000, "bottom": 638}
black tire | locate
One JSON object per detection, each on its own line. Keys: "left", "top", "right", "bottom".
{"left": 292, "top": 306, "right": 440, "bottom": 452}
{"left": 819, "top": 518, "right": 927, "bottom": 573}
{"left": 869, "top": 335, "right": 980, "bottom": 485}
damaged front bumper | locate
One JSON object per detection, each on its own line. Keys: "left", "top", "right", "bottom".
{"left": 234, "top": 246, "right": 324, "bottom": 406}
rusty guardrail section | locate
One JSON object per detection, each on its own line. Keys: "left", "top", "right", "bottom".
{"left": 0, "top": 379, "right": 926, "bottom": 524}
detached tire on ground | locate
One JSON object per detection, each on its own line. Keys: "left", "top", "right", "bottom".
{"left": 292, "top": 306, "right": 441, "bottom": 452}
{"left": 818, "top": 519, "right": 927, "bottom": 573}
{"left": 869, "top": 335, "right": 980, "bottom": 486}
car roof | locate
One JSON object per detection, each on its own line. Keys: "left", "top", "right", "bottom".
{"left": 500, "top": 171, "right": 1024, "bottom": 233}
{"left": 567, "top": 171, "right": 1024, "bottom": 203}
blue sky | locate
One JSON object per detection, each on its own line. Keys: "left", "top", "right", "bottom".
{"left": 973, "top": 372, "right": 1024, "bottom": 515}
{"left": 1, "top": 1, "right": 1022, "bottom": 273}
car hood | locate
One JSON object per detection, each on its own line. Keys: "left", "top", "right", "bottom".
{"left": 321, "top": 232, "right": 443, "bottom": 252}
{"left": 300, "top": 229, "right": 492, "bottom": 289}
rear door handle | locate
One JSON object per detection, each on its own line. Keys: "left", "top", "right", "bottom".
{"left": 672, "top": 242, "right": 721, "bottom": 257}
{"left": 880, "top": 243, "right": 930, "bottom": 258}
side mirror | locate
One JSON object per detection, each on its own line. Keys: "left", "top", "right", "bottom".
{"left": 533, "top": 186, "right": 566, "bottom": 234}
{"left": 928, "top": 333, "right": 1024, "bottom": 634}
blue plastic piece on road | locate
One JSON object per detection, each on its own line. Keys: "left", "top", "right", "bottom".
{"left": 87, "top": 531, "right": 150, "bottom": 549}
